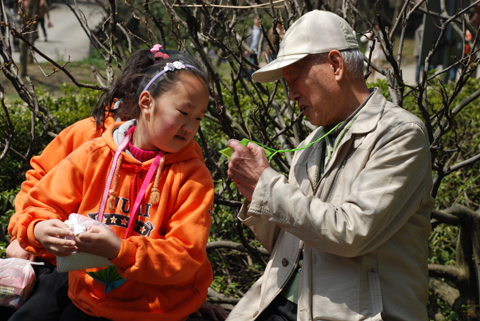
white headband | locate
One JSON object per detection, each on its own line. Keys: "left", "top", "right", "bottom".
{"left": 143, "top": 61, "right": 198, "bottom": 92}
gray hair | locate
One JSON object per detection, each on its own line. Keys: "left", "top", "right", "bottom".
{"left": 340, "top": 49, "right": 364, "bottom": 78}
{"left": 310, "top": 49, "right": 364, "bottom": 79}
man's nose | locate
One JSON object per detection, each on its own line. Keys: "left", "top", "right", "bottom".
{"left": 288, "top": 88, "right": 300, "bottom": 102}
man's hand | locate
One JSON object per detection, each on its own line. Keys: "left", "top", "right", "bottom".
{"left": 34, "top": 219, "right": 76, "bottom": 256}
{"left": 6, "top": 239, "right": 35, "bottom": 261}
{"left": 190, "top": 301, "right": 229, "bottom": 321}
{"left": 227, "top": 139, "right": 270, "bottom": 202}
{"left": 75, "top": 225, "right": 121, "bottom": 260}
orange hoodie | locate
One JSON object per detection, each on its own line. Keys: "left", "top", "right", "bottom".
{"left": 10, "top": 122, "right": 214, "bottom": 321}
{"left": 10, "top": 116, "right": 115, "bottom": 264}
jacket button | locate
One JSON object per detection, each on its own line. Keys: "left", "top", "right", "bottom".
{"left": 282, "top": 258, "right": 289, "bottom": 266}
{"left": 253, "top": 311, "right": 259, "bottom": 317}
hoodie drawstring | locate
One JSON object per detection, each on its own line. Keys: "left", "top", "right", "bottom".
{"left": 98, "top": 127, "right": 165, "bottom": 238}
{"left": 107, "top": 155, "right": 124, "bottom": 210}
{"left": 149, "top": 156, "right": 165, "bottom": 205}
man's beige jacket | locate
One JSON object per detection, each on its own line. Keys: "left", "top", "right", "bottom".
{"left": 227, "top": 89, "right": 434, "bottom": 321}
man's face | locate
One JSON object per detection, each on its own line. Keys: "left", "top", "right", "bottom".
{"left": 282, "top": 56, "right": 338, "bottom": 126}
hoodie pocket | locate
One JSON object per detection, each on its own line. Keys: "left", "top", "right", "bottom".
{"left": 367, "top": 269, "right": 384, "bottom": 320}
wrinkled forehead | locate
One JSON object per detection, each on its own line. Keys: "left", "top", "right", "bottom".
{"left": 282, "top": 57, "right": 313, "bottom": 80}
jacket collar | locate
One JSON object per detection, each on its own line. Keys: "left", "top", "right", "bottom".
{"left": 303, "top": 88, "right": 387, "bottom": 189}
{"left": 347, "top": 88, "right": 386, "bottom": 136}
{"left": 324, "top": 88, "right": 387, "bottom": 167}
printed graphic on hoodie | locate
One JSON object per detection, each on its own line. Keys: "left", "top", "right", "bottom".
{"left": 87, "top": 197, "right": 155, "bottom": 237}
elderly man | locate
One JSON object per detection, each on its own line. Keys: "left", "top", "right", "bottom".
{"left": 226, "top": 10, "right": 434, "bottom": 321}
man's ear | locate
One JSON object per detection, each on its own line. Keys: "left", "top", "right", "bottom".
{"left": 138, "top": 91, "right": 154, "bottom": 116}
{"left": 328, "top": 50, "right": 344, "bottom": 81}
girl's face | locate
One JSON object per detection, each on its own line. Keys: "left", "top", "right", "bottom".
{"left": 135, "top": 73, "right": 209, "bottom": 153}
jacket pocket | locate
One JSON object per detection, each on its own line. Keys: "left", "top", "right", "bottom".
{"left": 367, "top": 269, "right": 384, "bottom": 320}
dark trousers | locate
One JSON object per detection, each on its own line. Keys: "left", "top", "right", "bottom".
{"left": 59, "top": 303, "right": 110, "bottom": 321}
{"left": 256, "top": 295, "right": 298, "bottom": 321}
{"left": 1, "top": 259, "right": 70, "bottom": 321}
{"left": 38, "top": 17, "right": 47, "bottom": 39}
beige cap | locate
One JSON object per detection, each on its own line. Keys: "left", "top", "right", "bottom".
{"left": 252, "top": 10, "right": 359, "bottom": 83}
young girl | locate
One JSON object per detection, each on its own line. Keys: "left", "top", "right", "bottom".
{"left": 4, "top": 47, "right": 184, "bottom": 321}
{"left": 9, "top": 52, "right": 214, "bottom": 321}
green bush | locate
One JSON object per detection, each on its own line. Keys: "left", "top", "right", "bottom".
{"left": 377, "top": 77, "right": 480, "bottom": 319}
{"left": 0, "top": 84, "right": 100, "bottom": 251}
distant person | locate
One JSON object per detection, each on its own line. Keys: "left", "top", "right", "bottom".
{"left": 37, "top": 0, "right": 51, "bottom": 41}
{"left": 360, "top": 21, "right": 386, "bottom": 78}
{"left": 22, "top": 0, "right": 51, "bottom": 41}
{"left": 5, "top": 0, "right": 20, "bottom": 51}
{"left": 266, "top": 22, "right": 285, "bottom": 61}
{"left": 244, "top": 15, "right": 267, "bottom": 75}
{"left": 471, "top": 3, "right": 480, "bottom": 28}
{"left": 414, "top": 23, "right": 423, "bottom": 84}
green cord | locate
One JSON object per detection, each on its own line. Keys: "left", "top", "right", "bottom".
{"left": 218, "top": 122, "right": 342, "bottom": 162}
{"left": 219, "top": 122, "right": 344, "bottom": 162}
{"left": 258, "top": 122, "right": 343, "bottom": 162}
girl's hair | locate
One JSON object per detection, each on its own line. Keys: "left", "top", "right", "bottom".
{"left": 135, "top": 53, "right": 209, "bottom": 109}
{"left": 91, "top": 48, "right": 187, "bottom": 129}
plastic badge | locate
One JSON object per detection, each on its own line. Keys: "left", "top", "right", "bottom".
{"left": 219, "top": 138, "right": 272, "bottom": 158}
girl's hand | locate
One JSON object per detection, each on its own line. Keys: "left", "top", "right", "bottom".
{"left": 34, "top": 219, "right": 76, "bottom": 256}
{"left": 6, "top": 239, "right": 35, "bottom": 261}
{"left": 75, "top": 225, "right": 121, "bottom": 260}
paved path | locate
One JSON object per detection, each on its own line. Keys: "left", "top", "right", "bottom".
{"left": 11, "top": 1, "right": 104, "bottom": 63}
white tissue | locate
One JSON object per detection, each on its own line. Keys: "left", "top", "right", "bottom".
{"left": 56, "top": 214, "right": 114, "bottom": 273}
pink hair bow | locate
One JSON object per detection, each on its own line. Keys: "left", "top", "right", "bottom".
{"left": 154, "top": 52, "right": 169, "bottom": 60}
{"left": 150, "top": 44, "right": 169, "bottom": 60}
{"left": 150, "top": 44, "right": 162, "bottom": 53}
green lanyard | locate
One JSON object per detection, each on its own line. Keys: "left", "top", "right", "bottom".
{"left": 219, "top": 122, "right": 343, "bottom": 163}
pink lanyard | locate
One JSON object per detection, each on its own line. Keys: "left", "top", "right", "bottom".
{"left": 97, "top": 127, "right": 165, "bottom": 238}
